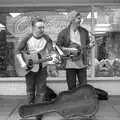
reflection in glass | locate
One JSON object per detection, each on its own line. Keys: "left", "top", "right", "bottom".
{"left": 94, "top": 6, "right": 120, "bottom": 77}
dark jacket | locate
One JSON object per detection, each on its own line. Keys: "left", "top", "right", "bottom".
{"left": 56, "top": 25, "right": 90, "bottom": 66}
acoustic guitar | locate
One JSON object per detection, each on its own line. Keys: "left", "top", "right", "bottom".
{"left": 57, "top": 37, "right": 103, "bottom": 62}
{"left": 17, "top": 50, "right": 61, "bottom": 76}
{"left": 19, "top": 84, "right": 99, "bottom": 119}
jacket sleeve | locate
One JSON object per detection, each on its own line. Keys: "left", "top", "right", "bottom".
{"left": 86, "top": 30, "right": 90, "bottom": 47}
{"left": 44, "top": 34, "right": 54, "bottom": 52}
{"left": 16, "top": 34, "right": 31, "bottom": 67}
{"left": 56, "top": 30, "right": 65, "bottom": 47}
{"left": 16, "top": 34, "right": 31, "bottom": 54}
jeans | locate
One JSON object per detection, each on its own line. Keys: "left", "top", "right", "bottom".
{"left": 25, "top": 67, "right": 47, "bottom": 104}
{"left": 66, "top": 67, "right": 87, "bottom": 90}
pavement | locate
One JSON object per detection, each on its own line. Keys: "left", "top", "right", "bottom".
{"left": 0, "top": 95, "right": 120, "bottom": 120}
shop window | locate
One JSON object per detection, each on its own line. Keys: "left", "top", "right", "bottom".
{"left": 94, "top": 6, "right": 120, "bottom": 77}
{"left": 4, "top": 7, "right": 93, "bottom": 77}
{"left": 2, "top": 6, "right": 120, "bottom": 78}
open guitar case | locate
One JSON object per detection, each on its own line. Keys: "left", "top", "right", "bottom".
{"left": 18, "top": 84, "right": 104, "bottom": 120}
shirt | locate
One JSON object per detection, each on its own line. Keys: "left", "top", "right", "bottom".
{"left": 66, "top": 28, "right": 85, "bottom": 69}
{"left": 27, "top": 36, "right": 47, "bottom": 53}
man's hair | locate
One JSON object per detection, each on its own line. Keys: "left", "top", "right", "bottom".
{"left": 31, "top": 16, "right": 44, "bottom": 26}
{"left": 75, "top": 12, "right": 81, "bottom": 18}
{"left": 69, "top": 11, "right": 81, "bottom": 25}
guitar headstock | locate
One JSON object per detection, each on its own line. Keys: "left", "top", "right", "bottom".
{"left": 89, "top": 36, "right": 104, "bottom": 48}
{"left": 46, "top": 51, "right": 61, "bottom": 65}
{"left": 46, "top": 56, "right": 53, "bottom": 61}
{"left": 95, "top": 36, "right": 104, "bottom": 46}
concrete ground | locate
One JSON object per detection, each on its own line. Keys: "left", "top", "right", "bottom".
{"left": 0, "top": 95, "right": 120, "bottom": 120}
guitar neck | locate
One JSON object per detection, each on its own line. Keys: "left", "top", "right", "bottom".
{"left": 62, "top": 43, "right": 94, "bottom": 52}
{"left": 33, "top": 57, "right": 52, "bottom": 64}
{"left": 62, "top": 47, "right": 77, "bottom": 50}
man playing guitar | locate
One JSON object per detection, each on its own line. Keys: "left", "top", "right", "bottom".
{"left": 56, "top": 11, "right": 94, "bottom": 91}
{"left": 16, "top": 16, "right": 55, "bottom": 107}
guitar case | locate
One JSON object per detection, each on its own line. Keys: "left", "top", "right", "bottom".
{"left": 18, "top": 84, "right": 99, "bottom": 119}
{"left": 44, "top": 85, "right": 57, "bottom": 102}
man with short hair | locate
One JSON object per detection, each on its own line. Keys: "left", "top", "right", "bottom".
{"left": 16, "top": 17, "right": 53, "bottom": 104}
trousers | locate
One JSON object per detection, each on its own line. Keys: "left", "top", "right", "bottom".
{"left": 66, "top": 67, "right": 87, "bottom": 90}
{"left": 25, "top": 67, "right": 47, "bottom": 104}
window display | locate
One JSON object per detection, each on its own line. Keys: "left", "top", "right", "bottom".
{"left": 6, "top": 7, "right": 92, "bottom": 77}
{"left": 94, "top": 6, "right": 120, "bottom": 77}
{"left": 0, "top": 5, "right": 120, "bottom": 78}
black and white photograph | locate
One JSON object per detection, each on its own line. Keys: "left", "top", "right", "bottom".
{"left": 0, "top": 0, "right": 120, "bottom": 120}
